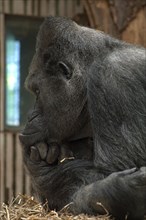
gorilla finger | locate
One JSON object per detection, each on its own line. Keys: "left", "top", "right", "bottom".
{"left": 46, "top": 143, "right": 59, "bottom": 164}
{"left": 30, "top": 146, "right": 41, "bottom": 162}
{"left": 137, "top": 167, "right": 146, "bottom": 183}
{"left": 59, "top": 144, "right": 74, "bottom": 162}
{"left": 36, "top": 142, "right": 48, "bottom": 160}
{"left": 117, "top": 167, "right": 137, "bottom": 176}
{"left": 140, "top": 167, "right": 146, "bottom": 172}
{"left": 128, "top": 167, "right": 146, "bottom": 186}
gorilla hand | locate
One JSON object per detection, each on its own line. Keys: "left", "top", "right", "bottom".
{"left": 30, "top": 142, "right": 74, "bottom": 165}
{"left": 36, "top": 142, "right": 59, "bottom": 164}
{"left": 71, "top": 167, "right": 146, "bottom": 220}
{"left": 23, "top": 141, "right": 146, "bottom": 219}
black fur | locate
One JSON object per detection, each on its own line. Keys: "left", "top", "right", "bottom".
{"left": 19, "top": 16, "right": 146, "bottom": 220}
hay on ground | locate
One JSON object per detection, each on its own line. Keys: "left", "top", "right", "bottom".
{"left": 0, "top": 194, "right": 111, "bottom": 220}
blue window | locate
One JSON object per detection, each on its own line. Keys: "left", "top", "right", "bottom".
{"left": 5, "top": 16, "right": 43, "bottom": 129}
{"left": 6, "top": 37, "right": 20, "bottom": 126}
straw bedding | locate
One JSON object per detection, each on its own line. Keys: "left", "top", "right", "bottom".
{"left": 1, "top": 194, "right": 146, "bottom": 220}
{"left": 0, "top": 194, "right": 110, "bottom": 220}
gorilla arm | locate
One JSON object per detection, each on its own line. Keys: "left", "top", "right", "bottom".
{"left": 23, "top": 143, "right": 146, "bottom": 220}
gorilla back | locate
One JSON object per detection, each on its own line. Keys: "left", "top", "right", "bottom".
{"left": 19, "top": 17, "right": 146, "bottom": 220}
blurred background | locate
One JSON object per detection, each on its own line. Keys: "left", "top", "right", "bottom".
{"left": 0, "top": 0, "right": 146, "bottom": 205}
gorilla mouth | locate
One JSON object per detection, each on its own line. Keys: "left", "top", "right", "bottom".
{"left": 19, "top": 109, "right": 44, "bottom": 147}
{"left": 19, "top": 131, "right": 43, "bottom": 147}
{"left": 20, "top": 131, "right": 40, "bottom": 136}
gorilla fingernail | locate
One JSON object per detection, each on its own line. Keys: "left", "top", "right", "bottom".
{"left": 30, "top": 146, "right": 41, "bottom": 162}
{"left": 46, "top": 144, "right": 59, "bottom": 164}
{"left": 36, "top": 142, "right": 48, "bottom": 160}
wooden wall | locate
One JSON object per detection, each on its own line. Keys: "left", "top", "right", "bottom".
{"left": 83, "top": 0, "right": 146, "bottom": 47}
{"left": 0, "top": 0, "right": 83, "bottom": 17}
{"left": 0, "top": 0, "right": 83, "bottom": 205}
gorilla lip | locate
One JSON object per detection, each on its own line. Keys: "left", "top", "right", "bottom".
{"left": 19, "top": 131, "right": 42, "bottom": 147}
{"left": 20, "top": 131, "right": 40, "bottom": 136}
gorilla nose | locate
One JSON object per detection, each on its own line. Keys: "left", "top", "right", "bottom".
{"left": 27, "top": 110, "right": 40, "bottom": 122}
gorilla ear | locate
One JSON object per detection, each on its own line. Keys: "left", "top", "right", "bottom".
{"left": 58, "top": 61, "right": 72, "bottom": 80}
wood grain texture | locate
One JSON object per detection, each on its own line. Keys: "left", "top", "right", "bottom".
{"left": 122, "top": 6, "right": 146, "bottom": 47}
{"left": 15, "top": 134, "right": 24, "bottom": 196}
{"left": 6, "top": 133, "right": 14, "bottom": 202}
{"left": 13, "top": 0, "right": 24, "bottom": 14}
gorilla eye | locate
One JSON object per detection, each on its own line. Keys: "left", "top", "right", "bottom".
{"left": 35, "top": 89, "right": 40, "bottom": 98}
{"left": 35, "top": 89, "right": 40, "bottom": 95}
{"left": 58, "top": 61, "right": 72, "bottom": 80}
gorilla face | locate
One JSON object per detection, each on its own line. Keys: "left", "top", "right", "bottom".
{"left": 19, "top": 17, "right": 91, "bottom": 147}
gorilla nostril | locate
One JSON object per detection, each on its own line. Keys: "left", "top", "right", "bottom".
{"left": 27, "top": 110, "right": 40, "bottom": 122}
{"left": 35, "top": 89, "right": 40, "bottom": 96}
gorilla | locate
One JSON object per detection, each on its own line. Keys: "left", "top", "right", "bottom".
{"left": 19, "top": 16, "right": 146, "bottom": 220}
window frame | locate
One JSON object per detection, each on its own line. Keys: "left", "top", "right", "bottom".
{"left": 3, "top": 14, "right": 43, "bottom": 132}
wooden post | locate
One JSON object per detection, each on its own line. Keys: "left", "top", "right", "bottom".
{"left": 0, "top": 12, "right": 5, "bottom": 207}
{"left": 48, "top": 0, "right": 55, "bottom": 16}
{"left": 0, "top": 0, "right": 4, "bottom": 13}
{"left": 122, "top": 7, "right": 146, "bottom": 47}
{"left": 3, "top": 0, "right": 10, "bottom": 14}
{"left": 6, "top": 133, "right": 14, "bottom": 202}
{"left": 12, "top": 0, "right": 24, "bottom": 15}
{"left": 0, "top": 13, "right": 4, "bottom": 131}
{"left": 0, "top": 131, "right": 5, "bottom": 206}
{"left": 26, "top": 0, "right": 33, "bottom": 16}
{"left": 15, "top": 134, "right": 24, "bottom": 196}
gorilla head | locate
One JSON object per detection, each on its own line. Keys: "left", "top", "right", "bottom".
{"left": 20, "top": 17, "right": 94, "bottom": 148}
{"left": 19, "top": 17, "right": 146, "bottom": 219}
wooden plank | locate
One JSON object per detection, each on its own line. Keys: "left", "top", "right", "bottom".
{"left": 48, "top": 0, "right": 55, "bottom": 16}
{"left": 0, "top": 14, "right": 4, "bottom": 131}
{"left": 33, "top": 0, "right": 40, "bottom": 16}
{"left": 0, "top": 0, "right": 4, "bottom": 13}
{"left": 3, "top": 0, "right": 10, "bottom": 13}
{"left": 94, "top": 0, "right": 119, "bottom": 36}
{"left": 40, "top": 0, "right": 48, "bottom": 17}
{"left": 12, "top": 0, "right": 24, "bottom": 14}
{"left": 83, "top": 0, "right": 96, "bottom": 28}
{"left": 83, "top": 0, "right": 119, "bottom": 36}
{"left": 25, "top": 173, "right": 31, "bottom": 195}
{"left": 66, "top": 0, "right": 74, "bottom": 18}
{"left": 0, "top": 132, "right": 5, "bottom": 206}
{"left": 6, "top": 133, "right": 14, "bottom": 202}
{"left": 26, "top": 0, "right": 33, "bottom": 15}
{"left": 58, "top": 0, "right": 65, "bottom": 16}
{"left": 122, "top": 7, "right": 146, "bottom": 47}
{"left": 15, "top": 134, "right": 24, "bottom": 196}
{"left": 37, "top": 0, "right": 41, "bottom": 16}
{"left": 0, "top": 14, "right": 5, "bottom": 206}
{"left": 74, "top": 0, "right": 83, "bottom": 14}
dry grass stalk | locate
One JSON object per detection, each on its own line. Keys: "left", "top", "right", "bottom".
{"left": 0, "top": 195, "right": 111, "bottom": 220}
{"left": 2, "top": 194, "right": 146, "bottom": 220}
